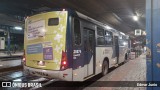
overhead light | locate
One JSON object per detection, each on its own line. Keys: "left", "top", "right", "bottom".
{"left": 142, "top": 31, "right": 146, "bottom": 35}
{"left": 133, "top": 16, "right": 138, "bottom": 21}
{"left": 123, "top": 42, "right": 127, "bottom": 45}
{"left": 14, "top": 26, "right": 22, "bottom": 30}
{"left": 62, "top": 9, "right": 66, "bottom": 11}
{"left": 120, "top": 32, "right": 125, "bottom": 35}
{"left": 135, "top": 29, "right": 142, "bottom": 36}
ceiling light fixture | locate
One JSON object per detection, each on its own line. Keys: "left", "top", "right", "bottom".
{"left": 14, "top": 26, "right": 22, "bottom": 30}
{"left": 133, "top": 16, "right": 138, "bottom": 21}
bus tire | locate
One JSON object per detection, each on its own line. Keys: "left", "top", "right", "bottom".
{"left": 101, "top": 60, "right": 108, "bottom": 76}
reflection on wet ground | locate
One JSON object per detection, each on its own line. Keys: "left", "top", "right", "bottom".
{"left": 0, "top": 59, "right": 21, "bottom": 69}
{"left": 0, "top": 70, "right": 48, "bottom": 90}
{"left": 0, "top": 71, "right": 23, "bottom": 81}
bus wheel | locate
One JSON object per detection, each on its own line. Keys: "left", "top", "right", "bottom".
{"left": 102, "top": 60, "right": 108, "bottom": 76}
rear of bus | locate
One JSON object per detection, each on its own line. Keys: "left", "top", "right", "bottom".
{"left": 23, "top": 11, "right": 72, "bottom": 81}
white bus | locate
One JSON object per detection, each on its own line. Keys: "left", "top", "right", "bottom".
{"left": 23, "top": 9, "right": 129, "bottom": 81}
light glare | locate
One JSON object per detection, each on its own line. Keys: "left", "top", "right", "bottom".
{"left": 14, "top": 26, "right": 22, "bottom": 30}
{"left": 133, "top": 16, "right": 138, "bottom": 21}
{"left": 106, "top": 26, "right": 112, "bottom": 29}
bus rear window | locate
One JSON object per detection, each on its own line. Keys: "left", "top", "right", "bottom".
{"left": 74, "top": 19, "right": 81, "bottom": 45}
{"left": 48, "top": 18, "right": 59, "bottom": 26}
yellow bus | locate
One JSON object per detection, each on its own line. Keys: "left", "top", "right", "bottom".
{"left": 23, "top": 10, "right": 129, "bottom": 81}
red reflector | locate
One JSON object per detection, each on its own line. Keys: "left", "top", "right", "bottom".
{"left": 63, "top": 74, "right": 68, "bottom": 77}
{"left": 22, "top": 49, "right": 26, "bottom": 65}
{"left": 23, "top": 57, "right": 26, "bottom": 61}
{"left": 63, "top": 74, "right": 68, "bottom": 75}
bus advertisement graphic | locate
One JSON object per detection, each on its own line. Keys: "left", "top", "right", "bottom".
{"left": 43, "top": 47, "right": 53, "bottom": 60}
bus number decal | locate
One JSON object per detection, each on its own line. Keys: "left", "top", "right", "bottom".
{"left": 73, "top": 50, "right": 81, "bottom": 54}
{"left": 73, "top": 50, "right": 81, "bottom": 59}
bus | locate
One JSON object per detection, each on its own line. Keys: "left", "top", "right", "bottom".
{"left": 23, "top": 9, "right": 129, "bottom": 81}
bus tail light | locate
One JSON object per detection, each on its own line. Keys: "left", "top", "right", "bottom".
{"left": 22, "top": 50, "right": 26, "bottom": 65}
{"left": 60, "top": 51, "right": 68, "bottom": 70}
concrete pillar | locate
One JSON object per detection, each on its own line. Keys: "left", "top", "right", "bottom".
{"left": 146, "top": 0, "right": 160, "bottom": 90}
{"left": 7, "top": 30, "right": 11, "bottom": 55}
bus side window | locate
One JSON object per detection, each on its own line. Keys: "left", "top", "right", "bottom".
{"left": 105, "top": 31, "right": 113, "bottom": 45}
{"left": 97, "top": 27, "right": 105, "bottom": 45}
{"left": 48, "top": 18, "right": 59, "bottom": 26}
{"left": 74, "top": 19, "right": 81, "bottom": 45}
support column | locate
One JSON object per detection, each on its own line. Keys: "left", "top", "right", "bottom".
{"left": 7, "top": 30, "right": 11, "bottom": 56}
{"left": 146, "top": 0, "right": 160, "bottom": 90}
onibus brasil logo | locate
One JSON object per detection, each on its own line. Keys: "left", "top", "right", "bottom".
{"left": 2, "top": 82, "right": 42, "bottom": 88}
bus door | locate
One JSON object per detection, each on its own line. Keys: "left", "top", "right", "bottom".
{"left": 83, "top": 29, "right": 95, "bottom": 78}
{"left": 114, "top": 36, "right": 119, "bottom": 64}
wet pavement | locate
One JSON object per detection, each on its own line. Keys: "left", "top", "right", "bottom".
{"left": 0, "top": 59, "right": 21, "bottom": 69}
{"left": 84, "top": 54, "right": 146, "bottom": 90}
{"left": 0, "top": 51, "right": 23, "bottom": 72}
{"left": 0, "top": 59, "right": 22, "bottom": 72}
{"left": 0, "top": 54, "right": 146, "bottom": 90}
{"left": 40, "top": 54, "right": 146, "bottom": 90}
{"left": 0, "top": 70, "right": 49, "bottom": 90}
{"left": 0, "top": 70, "right": 24, "bottom": 81}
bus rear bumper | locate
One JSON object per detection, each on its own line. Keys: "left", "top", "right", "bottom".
{"left": 24, "top": 66, "right": 72, "bottom": 81}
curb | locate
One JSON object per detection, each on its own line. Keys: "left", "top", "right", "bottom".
{"left": 0, "top": 55, "right": 23, "bottom": 59}
{"left": 0, "top": 65, "right": 23, "bottom": 72}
